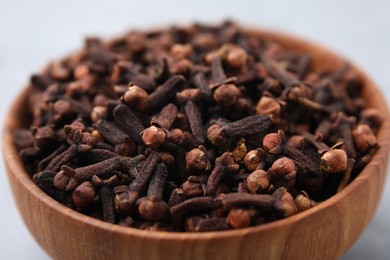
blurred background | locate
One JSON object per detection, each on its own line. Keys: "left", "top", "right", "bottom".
{"left": 1, "top": 0, "right": 389, "bottom": 259}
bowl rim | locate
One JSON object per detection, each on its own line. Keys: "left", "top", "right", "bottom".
{"left": 3, "top": 26, "right": 390, "bottom": 241}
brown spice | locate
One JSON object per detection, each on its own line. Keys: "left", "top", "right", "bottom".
{"left": 17, "top": 21, "right": 381, "bottom": 232}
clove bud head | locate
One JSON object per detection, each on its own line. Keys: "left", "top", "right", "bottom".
{"left": 168, "top": 128, "right": 184, "bottom": 144}
{"left": 271, "top": 158, "right": 296, "bottom": 177}
{"left": 141, "top": 126, "right": 168, "bottom": 149}
{"left": 225, "top": 47, "right": 248, "bottom": 69}
{"left": 207, "top": 124, "right": 227, "bottom": 147}
{"left": 185, "top": 147, "right": 210, "bottom": 174}
{"left": 246, "top": 169, "right": 270, "bottom": 194}
{"left": 91, "top": 106, "right": 107, "bottom": 122}
{"left": 170, "top": 43, "right": 193, "bottom": 59}
{"left": 138, "top": 197, "right": 169, "bottom": 222}
{"left": 227, "top": 208, "right": 252, "bottom": 229}
{"left": 321, "top": 149, "right": 348, "bottom": 174}
{"left": 53, "top": 166, "right": 78, "bottom": 191}
{"left": 294, "top": 193, "right": 313, "bottom": 212}
{"left": 256, "top": 96, "right": 281, "bottom": 123}
{"left": 213, "top": 84, "right": 240, "bottom": 107}
{"left": 114, "top": 191, "right": 138, "bottom": 215}
{"left": 263, "top": 131, "right": 285, "bottom": 155}
{"left": 273, "top": 187, "right": 298, "bottom": 217}
{"left": 352, "top": 124, "right": 377, "bottom": 153}
{"left": 243, "top": 150, "right": 261, "bottom": 172}
{"left": 72, "top": 181, "right": 96, "bottom": 209}
{"left": 122, "top": 84, "right": 149, "bottom": 111}
{"left": 181, "top": 181, "right": 204, "bottom": 198}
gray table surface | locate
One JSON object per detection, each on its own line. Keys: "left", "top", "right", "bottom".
{"left": 1, "top": 0, "right": 389, "bottom": 259}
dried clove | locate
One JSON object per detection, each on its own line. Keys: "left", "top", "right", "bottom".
{"left": 193, "top": 73, "right": 212, "bottom": 101}
{"left": 170, "top": 196, "right": 222, "bottom": 216}
{"left": 92, "top": 175, "right": 118, "bottom": 223}
{"left": 137, "top": 163, "right": 169, "bottom": 222}
{"left": 272, "top": 187, "right": 298, "bottom": 217}
{"left": 72, "top": 181, "right": 97, "bottom": 210}
{"left": 148, "top": 75, "right": 186, "bottom": 110}
{"left": 185, "top": 146, "right": 211, "bottom": 174}
{"left": 184, "top": 101, "right": 206, "bottom": 144}
{"left": 151, "top": 103, "right": 178, "bottom": 130}
{"left": 96, "top": 120, "right": 131, "bottom": 145}
{"left": 246, "top": 169, "right": 270, "bottom": 194}
{"left": 207, "top": 115, "right": 272, "bottom": 147}
{"left": 207, "top": 152, "right": 239, "bottom": 196}
{"left": 121, "top": 84, "right": 149, "bottom": 112}
{"left": 168, "top": 188, "right": 186, "bottom": 207}
{"left": 114, "top": 152, "right": 160, "bottom": 214}
{"left": 113, "top": 104, "right": 145, "bottom": 144}
{"left": 141, "top": 125, "right": 169, "bottom": 149}
{"left": 222, "top": 192, "right": 275, "bottom": 210}
{"left": 335, "top": 113, "right": 357, "bottom": 159}
{"left": 53, "top": 154, "right": 144, "bottom": 191}
{"left": 263, "top": 130, "right": 320, "bottom": 174}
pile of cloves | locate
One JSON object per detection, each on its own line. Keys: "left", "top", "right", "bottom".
{"left": 14, "top": 21, "right": 382, "bottom": 232}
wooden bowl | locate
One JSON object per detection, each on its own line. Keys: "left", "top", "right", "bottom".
{"left": 3, "top": 28, "right": 390, "bottom": 260}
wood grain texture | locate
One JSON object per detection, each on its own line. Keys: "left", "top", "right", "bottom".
{"left": 3, "top": 28, "right": 390, "bottom": 260}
